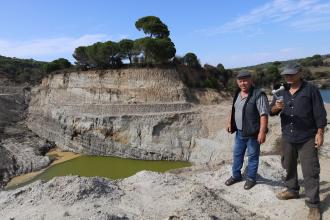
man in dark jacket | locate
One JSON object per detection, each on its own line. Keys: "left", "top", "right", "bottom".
{"left": 270, "top": 63, "right": 327, "bottom": 220}
{"left": 225, "top": 70, "right": 269, "bottom": 190}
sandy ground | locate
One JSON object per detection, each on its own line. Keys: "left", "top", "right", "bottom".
{"left": 319, "top": 158, "right": 330, "bottom": 218}
{"left": 3, "top": 143, "right": 330, "bottom": 219}
{"left": 5, "top": 148, "right": 80, "bottom": 189}
{"left": 273, "top": 158, "right": 330, "bottom": 219}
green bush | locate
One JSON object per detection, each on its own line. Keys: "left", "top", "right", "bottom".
{"left": 203, "top": 77, "right": 218, "bottom": 89}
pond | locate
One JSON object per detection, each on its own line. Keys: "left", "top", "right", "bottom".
{"left": 6, "top": 155, "right": 191, "bottom": 190}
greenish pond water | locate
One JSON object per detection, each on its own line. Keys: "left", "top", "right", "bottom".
{"left": 8, "top": 155, "right": 191, "bottom": 190}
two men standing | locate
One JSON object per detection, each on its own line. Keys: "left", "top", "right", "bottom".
{"left": 225, "top": 63, "right": 327, "bottom": 220}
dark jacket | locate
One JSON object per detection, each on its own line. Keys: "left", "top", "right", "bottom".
{"left": 270, "top": 81, "right": 327, "bottom": 143}
{"left": 230, "top": 86, "right": 266, "bottom": 138}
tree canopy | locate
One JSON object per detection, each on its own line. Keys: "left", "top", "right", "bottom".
{"left": 265, "top": 64, "right": 280, "bottom": 87}
{"left": 73, "top": 41, "right": 122, "bottom": 69}
{"left": 182, "top": 52, "right": 201, "bottom": 68}
{"left": 43, "top": 58, "right": 72, "bottom": 73}
{"left": 73, "top": 16, "right": 175, "bottom": 68}
{"left": 135, "top": 16, "right": 170, "bottom": 38}
{"left": 118, "top": 39, "right": 135, "bottom": 64}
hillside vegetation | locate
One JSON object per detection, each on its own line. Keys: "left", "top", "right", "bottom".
{"left": 232, "top": 54, "right": 330, "bottom": 89}
{"left": 0, "top": 55, "right": 72, "bottom": 84}
{"left": 0, "top": 55, "right": 46, "bottom": 83}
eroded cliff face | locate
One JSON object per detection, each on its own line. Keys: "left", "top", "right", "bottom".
{"left": 0, "top": 78, "right": 52, "bottom": 187}
{"left": 27, "top": 68, "right": 208, "bottom": 161}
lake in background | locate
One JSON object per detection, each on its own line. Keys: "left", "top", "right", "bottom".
{"left": 320, "top": 89, "right": 330, "bottom": 103}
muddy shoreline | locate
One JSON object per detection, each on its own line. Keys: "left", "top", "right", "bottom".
{"left": 5, "top": 148, "right": 80, "bottom": 189}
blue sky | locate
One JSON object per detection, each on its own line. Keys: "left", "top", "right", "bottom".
{"left": 1, "top": 0, "right": 330, "bottom": 68}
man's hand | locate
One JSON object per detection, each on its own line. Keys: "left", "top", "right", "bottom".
{"left": 227, "top": 110, "right": 233, "bottom": 133}
{"left": 257, "top": 131, "right": 266, "bottom": 144}
{"left": 271, "top": 100, "right": 284, "bottom": 115}
{"left": 258, "top": 115, "right": 268, "bottom": 144}
{"left": 315, "top": 131, "right": 324, "bottom": 148}
{"left": 227, "top": 123, "right": 232, "bottom": 133}
{"left": 275, "top": 99, "right": 284, "bottom": 110}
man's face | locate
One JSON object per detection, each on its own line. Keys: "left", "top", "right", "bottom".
{"left": 284, "top": 72, "right": 301, "bottom": 84}
{"left": 237, "top": 77, "right": 252, "bottom": 93}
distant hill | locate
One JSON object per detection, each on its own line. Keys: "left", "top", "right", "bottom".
{"left": 232, "top": 54, "right": 330, "bottom": 70}
{"left": 231, "top": 54, "right": 330, "bottom": 89}
{"left": 0, "top": 55, "right": 47, "bottom": 83}
{"left": 0, "top": 55, "right": 73, "bottom": 84}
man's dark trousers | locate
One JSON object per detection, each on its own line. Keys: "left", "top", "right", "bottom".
{"left": 281, "top": 137, "right": 320, "bottom": 208}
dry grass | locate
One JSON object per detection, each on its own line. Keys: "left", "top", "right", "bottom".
{"left": 309, "top": 66, "right": 330, "bottom": 74}
{"left": 324, "top": 58, "right": 330, "bottom": 63}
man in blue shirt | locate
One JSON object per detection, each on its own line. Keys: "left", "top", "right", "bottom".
{"left": 270, "top": 63, "right": 327, "bottom": 220}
